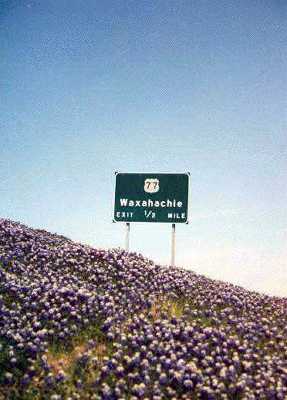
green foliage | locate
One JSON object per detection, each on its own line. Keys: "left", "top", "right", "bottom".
{"left": 0, "top": 337, "right": 28, "bottom": 384}
{"left": 48, "top": 320, "right": 105, "bottom": 356}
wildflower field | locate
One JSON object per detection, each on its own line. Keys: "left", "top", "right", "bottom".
{"left": 0, "top": 219, "right": 286, "bottom": 399}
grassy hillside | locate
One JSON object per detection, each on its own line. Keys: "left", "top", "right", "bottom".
{"left": 0, "top": 219, "right": 286, "bottom": 399}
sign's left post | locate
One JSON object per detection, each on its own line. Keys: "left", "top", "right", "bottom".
{"left": 125, "top": 222, "right": 130, "bottom": 252}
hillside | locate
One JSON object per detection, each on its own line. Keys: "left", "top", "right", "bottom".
{"left": 0, "top": 219, "right": 286, "bottom": 399}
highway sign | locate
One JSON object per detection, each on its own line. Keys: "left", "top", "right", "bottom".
{"left": 114, "top": 173, "right": 190, "bottom": 223}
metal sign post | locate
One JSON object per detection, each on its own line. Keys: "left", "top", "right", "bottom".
{"left": 171, "top": 223, "right": 176, "bottom": 266}
{"left": 125, "top": 222, "right": 130, "bottom": 252}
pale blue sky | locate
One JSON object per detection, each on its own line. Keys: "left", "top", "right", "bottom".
{"left": 1, "top": 1, "right": 286, "bottom": 296}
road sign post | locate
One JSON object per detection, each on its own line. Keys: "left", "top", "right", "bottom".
{"left": 125, "top": 222, "right": 130, "bottom": 252}
{"left": 171, "top": 223, "right": 176, "bottom": 267}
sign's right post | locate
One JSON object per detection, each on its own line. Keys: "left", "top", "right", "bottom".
{"left": 171, "top": 223, "right": 176, "bottom": 267}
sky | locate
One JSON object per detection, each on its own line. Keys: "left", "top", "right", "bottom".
{"left": 1, "top": 0, "right": 286, "bottom": 296}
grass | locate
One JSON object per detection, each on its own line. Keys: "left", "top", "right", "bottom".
{"left": 46, "top": 320, "right": 108, "bottom": 374}
{"left": 150, "top": 296, "right": 185, "bottom": 319}
{"left": 0, "top": 337, "right": 29, "bottom": 384}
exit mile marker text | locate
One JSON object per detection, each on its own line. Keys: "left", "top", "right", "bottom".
{"left": 115, "top": 211, "right": 186, "bottom": 219}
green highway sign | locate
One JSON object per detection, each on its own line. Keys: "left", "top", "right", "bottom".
{"left": 113, "top": 173, "right": 190, "bottom": 223}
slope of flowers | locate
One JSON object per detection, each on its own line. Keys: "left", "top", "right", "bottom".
{"left": 0, "top": 218, "right": 286, "bottom": 400}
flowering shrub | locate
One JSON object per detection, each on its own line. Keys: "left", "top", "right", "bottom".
{"left": 0, "top": 219, "right": 286, "bottom": 399}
